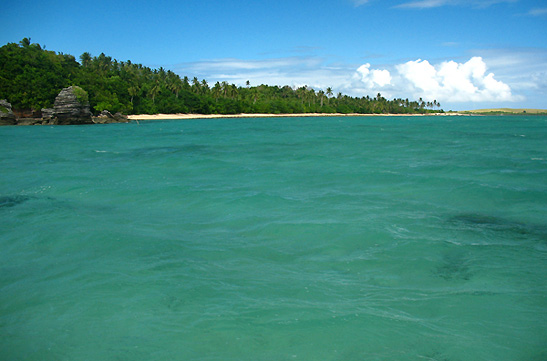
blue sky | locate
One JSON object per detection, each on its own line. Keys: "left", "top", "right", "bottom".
{"left": 1, "top": 0, "right": 546, "bottom": 110}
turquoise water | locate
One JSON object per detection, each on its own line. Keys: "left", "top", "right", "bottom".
{"left": 1, "top": 116, "right": 546, "bottom": 361}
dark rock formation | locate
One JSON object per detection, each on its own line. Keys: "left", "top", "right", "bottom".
{"left": 2, "top": 87, "right": 130, "bottom": 126}
{"left": 13, "top": 109, "right": 42, "bottom": 119}
{"left": 41, "top": 108, "right": 54, "bottom": 122}
{"left": 17, "top": 118, "right": 43, "bottom": 126}
{"left": 112, "top": 112, "right": 129, "bottom": 123}
{"left": 93, "top": 110, "right": 130, "bottom": 124}
{"left": 51, "top": 86, "right": 93, "bottom": 125}
{"left": 0, "top": 100, "right": 17, "bottom": 125}
{"left": 13, "top": 108, "right": 43, "bottom": 125}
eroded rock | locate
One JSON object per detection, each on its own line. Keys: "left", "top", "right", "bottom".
{"left": 0, "top": 100, "right": 17, "bottom": 125}
{"left": 51, "top": 86, "right": 93, "bottom": 125}
{"left": 93, "top": 110, "right": 129, "bottom": 124}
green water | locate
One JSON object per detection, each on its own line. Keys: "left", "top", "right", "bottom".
{"left": 1, "top": 116, "right": 546, "bottom": 360}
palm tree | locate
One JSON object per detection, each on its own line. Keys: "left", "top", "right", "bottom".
{"left": 252, "top": 87, "right": 259, "bottom": 104}
{"left": 326, "top": 87, "right": 333, "bottom": 104}
{"left": 158, "top": 67, "right": 166, "bottom": 81}
{"left": 20, "top": 38, "right": 31, "bottom": 47}
{"left": 296, "top": 86, "right": 307, "bottom": 104}
{"left": 221, "top": 81, "right": 229, "bottom": 98}
{"left": 308, "top": 88, "right": 315, "bottom": 108}
{"left": 169, "top": 78, "right": 183, "bottom": 98}
{"left": 192, "top": 77, "right": 200, "bottom": 93}
{"left": 201, "top": 79, "right": 209, "bottom": 95}
{"left": 182, "top": 76, "right": 191, "bottom": 90}
{"left": 80, "top": 52, "right": 92, "bottom": 67}
{"left": 230, "top": 84, "right": 238, "bottom": 99}
{"left": 149, "top": 82, "right": 160, "bottom": 104}
{"left": 212, "top": 82, "right": 222, "bottom": 100}
{"left": 318, "top": 90, "right": 325, "bottom": 107}
{"left": 128, "top": 85, "right": 139, "bottom": 104}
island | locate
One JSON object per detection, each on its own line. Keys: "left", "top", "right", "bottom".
{"left": 0, "top": 39, "right": 453, "bottom": 126}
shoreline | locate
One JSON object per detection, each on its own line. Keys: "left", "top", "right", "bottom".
{"left": 128, "top": 112, "right": 464, "bottom": 120}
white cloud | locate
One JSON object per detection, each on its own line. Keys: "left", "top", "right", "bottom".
{"left": 528, "top": 7, "right": 547, "bottom": 16}
{"left": 174, "top": 51, "right": 544, "bottom": 109}
{"left": 396, "top": 0, "right": 448, "bottom": 9}
{"left": 396, "top": 59, "right": 439, "bottom": 92}
{"left": 176, "top": 56, "right": 353, "bottom": 90}
{"left": 351, "top": 0, "right": 516, "bottom": 7}
{"left": 395, "top": 0, "right": 516, "bottom": 9}
{"left": 398, "top": 57, "right": 515, "bottom": 102}
{"left": 355, "top": 63, "right": 392, "bottom": 87}
{"left": 352, "top": 57, "right": 517, "bottom": 103}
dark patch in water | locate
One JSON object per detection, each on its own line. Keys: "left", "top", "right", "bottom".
{"left": 0, "top": 195, "right": 60, "bottom": 211}
{"left": 524, "top": 349, "right": 547, "bottom": 361}
{"left": 448, "top": 213, "right": 547, "bottom": 240}
{"left": 451, "top": 213, "right": 526, "bottom": 233}
{"left": 130, "top": 144, "right": 210, "bottom": 157}
{"left": 164, "top": 295, "right": 186, "bottom": 312}
{"left": 423, "top": 350, "right": 455, "bottom": 361}
{"left": 435, "top": 251, "right": 473, "bottom": 281}
{"left": 0, "top": 195, "right": 33, "bottom": 208}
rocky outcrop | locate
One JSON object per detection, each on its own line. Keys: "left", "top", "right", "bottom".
{"left": 16, "top": 118, "right": 43, "bottom": 126}
{"left": 13, "top": 109, "right": 42, "bottom": 119}
{"left": 92, "top": 110, "right": 129, "bottom": 124}
{"left": 0, "top": 100, "right": 17, "bottom": 125}
{"left": 13, "top": 108, "right": 43, "bottom": 125}
{"left": 41, "top": 108, "right": 54, "bottom": 122}
{"left": 51, "top": 86, "right": 93, "bottom": 125}
{"left": 2, "top": 87, "right": 131, "bottom": 126}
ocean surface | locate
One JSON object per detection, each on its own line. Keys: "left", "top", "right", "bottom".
{"left": 1, "top": 115, "right": 546, "bottom": 361}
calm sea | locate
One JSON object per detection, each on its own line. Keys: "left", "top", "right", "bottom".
{"left": 1, "top": 116, "right": 546, "bottom": 361}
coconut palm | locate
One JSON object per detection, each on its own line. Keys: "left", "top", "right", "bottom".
{"left": 149, "top": 82, "right": 160, "bottom": 104}
{"left": 326, "top": 87, "right": 333, "bottom": 104}
{"left": 318, "top": 90, "right": 325, "bottom": 107}
{"left": 80, "top": 52, "right": 92, "bottom": 67}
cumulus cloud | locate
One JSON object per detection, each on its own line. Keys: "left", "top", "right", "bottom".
{"left": 355, "top": 63, "right": 392, "bottom": 87}
{"left": 176, "top": 53, "right": 529, "bottom": 108}
{"left": 397, "top": 57, "right": 514, "bottom": 102}
{"left": 352, "top": 57, "right": 517, "bottom": 103}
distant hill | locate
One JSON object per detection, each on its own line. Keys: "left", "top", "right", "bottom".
{"left": 462, "top": 108, "right": 547, "bottom": 114}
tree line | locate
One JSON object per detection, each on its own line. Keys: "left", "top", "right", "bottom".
{"left": 0, "top": 39, "right": 442, "bottom": 115}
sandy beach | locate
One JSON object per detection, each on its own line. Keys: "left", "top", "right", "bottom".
{"left": 127, "top": 112, "right": 459, "bottom": 120}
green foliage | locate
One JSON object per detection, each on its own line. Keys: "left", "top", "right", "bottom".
{"left": 0, "top": 106, "right": 7, "bottom": 113}
{"left": 71, "top": 86, "right": 89, "bottom": 105}
{"left": 0, "top": 38, "right": 444, "bottom": 115}
{"left": 0, "top": 41, "right": 78, "bottom": 109}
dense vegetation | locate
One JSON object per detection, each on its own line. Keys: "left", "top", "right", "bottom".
{"left": 0, "top": 39, "right": 442, "bottom": 115}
